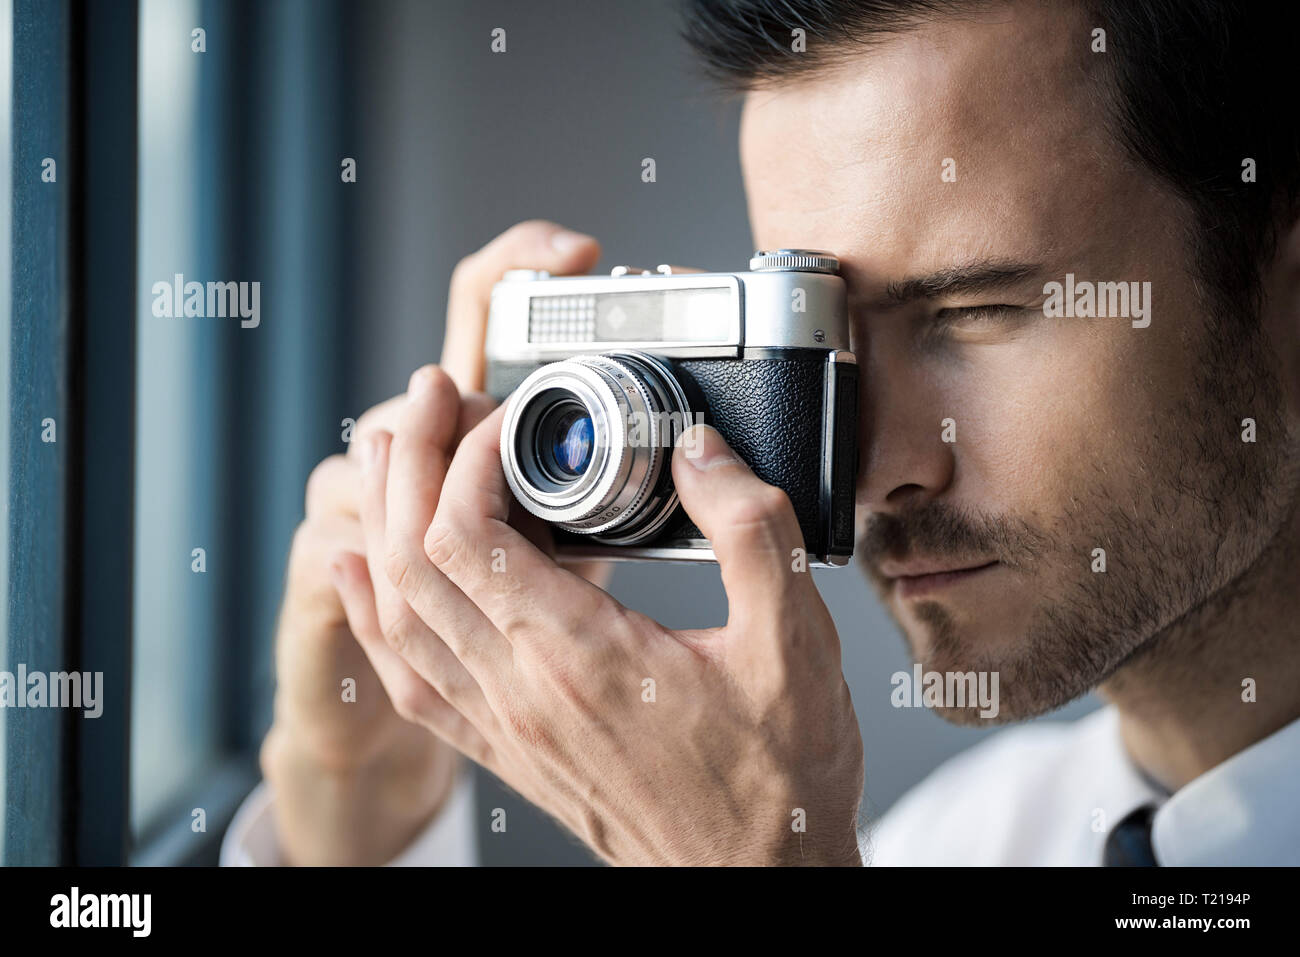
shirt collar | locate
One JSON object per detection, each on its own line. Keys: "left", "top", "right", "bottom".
{"left": 1091, "top": 707, "right": 1168, "bottom": 838}
{"left": 1149, "top": 713, "right": 1300, "bottom": 865}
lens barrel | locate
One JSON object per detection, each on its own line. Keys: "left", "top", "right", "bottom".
{"left": 500, "top": 352, "right": 693, "bottom": 544}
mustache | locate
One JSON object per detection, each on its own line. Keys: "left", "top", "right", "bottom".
{"left": 857, "top": 502, "right": 1052, "bottom": 577}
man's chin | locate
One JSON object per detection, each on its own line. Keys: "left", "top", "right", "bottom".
{"left": 895, "top": 616, "right": 1094, "bottom": 725}
{"left": 899, "top": 630, "right": 1099, "bottom": 725}
{"left": 899, "top": 598, "right": 1012, "bottom": 664}
{"left": 867, "top": 561, "right": 1125, "bottom": 722}
{"left": 911, "top": 669, "right": 1072, "bottom": 726}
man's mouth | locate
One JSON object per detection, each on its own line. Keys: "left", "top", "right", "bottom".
{"left": 877, "top": 559, "right": 1001, "bottom": 599}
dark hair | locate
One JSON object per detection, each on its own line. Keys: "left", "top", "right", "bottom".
{"left": 681, "top": 0, "right": 1300, "bottom": 326}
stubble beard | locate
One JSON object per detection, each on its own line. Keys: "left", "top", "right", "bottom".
{"left": 857, "top": 310, "right": 1295, "bottom": 726}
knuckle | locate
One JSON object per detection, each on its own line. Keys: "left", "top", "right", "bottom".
{"left": 383, "top": 544, "right": 416, "bottom": 593}
{"left": 453, "top": 222, "right": 559, "bottom": 305}
{"left": 410, "top": 363, "right": 458, "bottom": 405}
{"left": 381, "top": 617, "right": 409, "bottom": 656}
{"left": 304, "top": 454, "right": 348, "bottom": 515}
{"left": 728, "top": 485, "right": 794, "bottom": 533}
{"left": 382, "top": 603, "right": 426, "bottom": 658}
{"left": 424, "top": 519, "right": 467, "bottom": 573}
{"left": 494, "top": 606, "right": 532, "bottom": 642}
{"left": 449, "top": 254, "right": 485, "bottom": 298}
{"left": 426, "top": 364, "right": 457, "bottom": 400}
{"left": 503, "top": 218, "right": 552, "bottom": 243}
{"left": 288, "top": 520, "right": 315, "bottom": 557}
{"left": 350, "top": 401, "right": 387, "bottom": 449}
{"left": 388, "top": 681, "right": 426, "bottom": 724}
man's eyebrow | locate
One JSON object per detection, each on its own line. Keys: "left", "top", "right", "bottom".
{"left": 873, "top": 260, "right": 1045, "bottom": 305}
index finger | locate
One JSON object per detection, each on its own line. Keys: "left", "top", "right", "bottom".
{"left": 423, "top": 404, "right": 614, "bottom": 642}
{"left": 441, "top": 220, "right": 601, "bottom": 393}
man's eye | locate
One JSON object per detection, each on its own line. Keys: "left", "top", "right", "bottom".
{"left": 920, "top": 305, "right": 1029, "bottom": 346}
{"left": 936, "top": 304, "right": 1019, "bottom": 323}
{"left": 932, "top": 304, "right": 1031, "bottom": 332}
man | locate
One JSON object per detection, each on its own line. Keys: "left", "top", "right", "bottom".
{"left": 223, "top": 0, "right": 1300, "bottom": 865}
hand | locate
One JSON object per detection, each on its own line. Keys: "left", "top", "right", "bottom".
{"left": 339, "top": 373, "right": 866, "bottom": 866}
{"left": 260, "top": 392, "right": 461, "bottom": 865}
{"left": 260, "top": 219, "right": 605, "bottom": 864}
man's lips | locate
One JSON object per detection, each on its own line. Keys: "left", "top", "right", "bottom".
{"left": 878, "top": 559, "right": 1001, "bottom": 599}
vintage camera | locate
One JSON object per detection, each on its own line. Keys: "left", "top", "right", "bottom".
{"left": 485, "top": 250, "right": 858, "bottom": 566}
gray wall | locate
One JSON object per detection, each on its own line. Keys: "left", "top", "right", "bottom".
{"left": 348, "top": 0, "right": 1099, "bottom": 865}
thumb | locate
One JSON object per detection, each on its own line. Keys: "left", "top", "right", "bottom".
{"left": 671, "top": 424, "right": 816, "bottom": 633}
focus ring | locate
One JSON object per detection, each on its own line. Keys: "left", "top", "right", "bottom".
{"left": 562, "top": 355, "right": 661, "bottom": 535}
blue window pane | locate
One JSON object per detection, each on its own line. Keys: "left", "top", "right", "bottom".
{"left": 130, "top": 0, "right": 220, "bottom": 837}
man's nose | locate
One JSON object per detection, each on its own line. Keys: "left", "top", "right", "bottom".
{"left": 855, "top": 361, "right": 955, "bottom": 514}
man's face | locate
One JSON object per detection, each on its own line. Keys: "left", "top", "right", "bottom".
{"left": 740, "top": 3, "right": 1295, "bottom": 722}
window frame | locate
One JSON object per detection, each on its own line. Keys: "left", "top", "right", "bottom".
{"left": 4, "top": 0, "right": 138, "bottom": 866}
{"left": 5, "top": 0, "right": 363, "bottom": 866}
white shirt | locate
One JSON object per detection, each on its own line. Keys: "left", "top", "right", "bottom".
{"left": 219, "top": 763, "right": 477, "bottom": 867}
{"left": 221, "top": 705, "right": 1300, "bottom": 866}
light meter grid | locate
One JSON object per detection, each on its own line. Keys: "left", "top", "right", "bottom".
{"left": 528, "top": 294, "right": 597, "bottom": 343}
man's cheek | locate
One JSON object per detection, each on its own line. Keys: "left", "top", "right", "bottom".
{"left": 959, "top": 364, "right": 1116, "bottom": 489}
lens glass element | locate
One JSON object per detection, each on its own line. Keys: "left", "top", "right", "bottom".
{"left": 535, "top": 400, "right": 594, "bottom": 482}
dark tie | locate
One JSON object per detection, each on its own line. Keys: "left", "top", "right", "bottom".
{"left": 1103, "top": 805, "right": 1159, "bottom": 866}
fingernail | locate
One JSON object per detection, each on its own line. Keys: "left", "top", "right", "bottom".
{"left": 550, "top": 229, "right": 592, "bottom": 255}
{"left": 678, "top": 424, "right": 742, "bottom": 471}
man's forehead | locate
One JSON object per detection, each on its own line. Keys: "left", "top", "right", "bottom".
{"left": 738, "top": 3, "right": 1129, "bottom": 288}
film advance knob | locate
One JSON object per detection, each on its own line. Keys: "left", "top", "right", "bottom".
{"left": 748, "top": 249, "right": 840, "bottom": 274}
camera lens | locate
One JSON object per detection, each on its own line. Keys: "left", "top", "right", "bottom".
{"left": 500, "top": 353, "right": 693, "bottom": 544}
{"left": 535, "top": 401, "right": 594, "bottom": 480}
